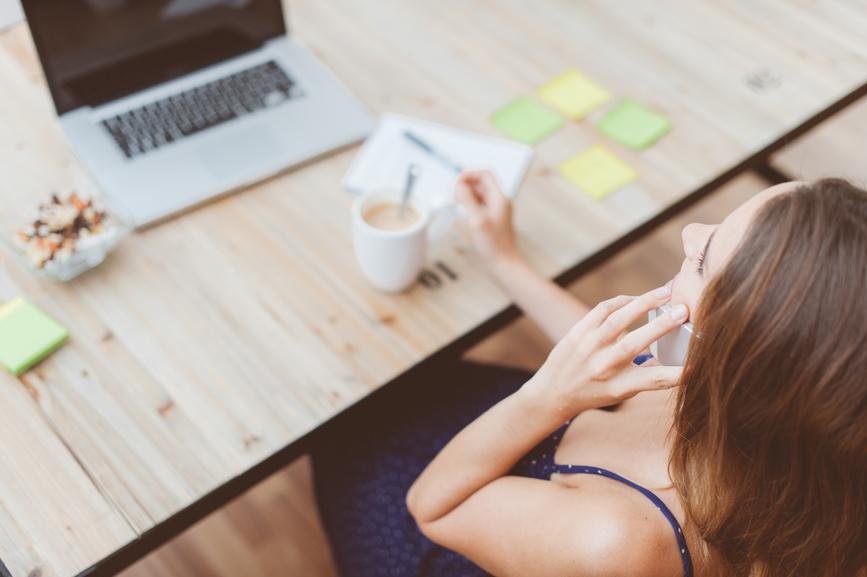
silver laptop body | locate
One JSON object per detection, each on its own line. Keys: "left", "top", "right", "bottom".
{"left": 23, "top": 0, "right": 375, "bottom": 228}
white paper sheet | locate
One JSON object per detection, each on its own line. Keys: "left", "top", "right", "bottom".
{"left": 0, "top": 0, "right": 24, "bottom": 32}
{"left": 342, "top": 113, "right": 533, "bottom": 208}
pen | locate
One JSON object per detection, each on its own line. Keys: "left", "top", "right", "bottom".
{"left": 403, "top": 130, "right": 463, "bottom": 173}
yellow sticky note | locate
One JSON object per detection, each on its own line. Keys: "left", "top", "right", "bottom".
{"left": 559, "top": 144, "right": 638, "bottom": 200}
{"left": 538, "top": 69, "right": 612, "bottom": 120}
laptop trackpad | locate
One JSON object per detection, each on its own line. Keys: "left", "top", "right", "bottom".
{"left": 196, "top": 126, "right": 283, "bottom": 180}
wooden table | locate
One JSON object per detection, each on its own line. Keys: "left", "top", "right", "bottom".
{"left": 2, "top": 1, "right": 867, "bottom": 575}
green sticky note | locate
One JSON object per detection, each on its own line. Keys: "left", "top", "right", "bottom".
{"left": 596, "top": 97, "right": 672, "bottom": 150}
{"left": 538, "top": 68, "right": 612, "bottom": 120}
{"left": 559, "top": 144, "right": 638, "bottom": 200}
{"left": 0, "top": 297, "right": 69, "bottom": 376}
{"left": 490, "top": 95, "right": 565, "bottom": 145}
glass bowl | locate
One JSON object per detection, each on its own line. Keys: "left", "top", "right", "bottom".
{"left": 5, "top": 194, "right": 130, "bottom": 282}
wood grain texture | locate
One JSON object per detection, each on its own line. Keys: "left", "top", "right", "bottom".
{"left": 0, "top": 356, "right": 136, "bottom": 577}
{"left": 119, "top": 457, "right": 338, "bottom": 577}
{"left": 1, "top": 0, "right": 867, "bottom": 574}
{"left": 771, "top": 94, "right": 867, "bottom": 184}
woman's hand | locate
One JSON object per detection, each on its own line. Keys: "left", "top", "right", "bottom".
{"left": 454, "top": 170, "right": 521, "bottom": 271}
{"left": 522, "top": 287, "right": 689, "bottom": 415}
{"left": 453, "top": 169, "right": 592, "bottom": 343}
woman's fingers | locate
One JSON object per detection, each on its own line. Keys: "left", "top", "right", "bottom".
{"left": 619, "top": 365, "right": 683, "bottom": 396}
{"left": 454, "top": 178, "right": 485, "bottom": 224}
{"left": 614, "top": 304, "right": 689, "bottom": 363}
{"left": 597, "top": 286, "right": 674, "bottom": 341}
{"left": 463, "top": 170, "right": 507, "bottom": 208}
{"left": 581, "top": 295, "right": 635, "bottom": 329}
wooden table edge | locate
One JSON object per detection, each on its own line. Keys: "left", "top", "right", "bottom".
{"left": 4, "top": 78, "right": 866, "bottom": 577}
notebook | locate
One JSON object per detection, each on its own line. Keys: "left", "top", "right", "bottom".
{"left": 0, "top": 297, "right": 69, "bottom": 376}
{"left": 342, "top": 113, "right": 534, "bottom": 208}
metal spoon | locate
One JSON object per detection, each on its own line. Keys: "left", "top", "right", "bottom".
{"left": 400, "top": 164, "right": 422, "bottom": 218}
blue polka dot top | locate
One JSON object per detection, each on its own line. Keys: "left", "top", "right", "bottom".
{"left": 514, "top": 418, "right": 694, "bottom": 577}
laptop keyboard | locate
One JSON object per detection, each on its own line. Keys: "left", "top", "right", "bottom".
{"left": 101, "top": 61, "right": 299, "bottom": 159}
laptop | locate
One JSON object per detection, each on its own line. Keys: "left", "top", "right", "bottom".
{"left": 22, "top": 0, "right": 375, "bottom": 227}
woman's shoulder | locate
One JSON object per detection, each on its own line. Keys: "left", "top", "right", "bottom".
{"left": 419, "top": 474, "right": 686, "bottom": 577}
{"left": 558, "top": 475, "right": 686, "bottom": 577}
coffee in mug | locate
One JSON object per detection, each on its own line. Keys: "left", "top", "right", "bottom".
{"left": 362, "top": 203, "right": 421, "bottom": 231}
{"left": 352, "top": 190, "right": 456, "bottom": 293}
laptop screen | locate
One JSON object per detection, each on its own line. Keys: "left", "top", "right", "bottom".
{"left": 22, "top": 0, "right": 286, "bottom": 115}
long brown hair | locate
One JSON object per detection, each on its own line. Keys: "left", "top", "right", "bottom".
{"left": 670, "top": 179, "right": 867, "bottom": 577}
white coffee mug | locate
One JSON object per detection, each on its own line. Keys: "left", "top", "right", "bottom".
{"left": 352, "top": 189, "right": 454, "bottom": 293}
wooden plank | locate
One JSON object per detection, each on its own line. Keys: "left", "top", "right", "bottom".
{"left": 0, "top": 223, "right": 292, "bottom": 536}
{"left": 0, "top": 367, "right": 136, "bottom": 577}
{"left": 119, "top": 457, "right": 339, "bottom": 577}
{"left": 771, "top": 95, "right": 867, "bottom": 182}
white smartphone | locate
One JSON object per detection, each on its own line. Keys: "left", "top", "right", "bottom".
{"left": 647, "top": 305, "right": 695, "bottom": 366}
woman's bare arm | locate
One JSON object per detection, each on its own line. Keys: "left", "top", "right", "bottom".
{"left": 406, "top": 371, "right": 569, "bottom": 523}
{"left": 454, "top": 171, "right": 590, "bottom": 343}
{"left": 406, "top": 289, "right": 687, "bottom": 575}
{"left": 415, "top": 475, "right": 682, "bottom": 577}
{"left": 489, "top": 256, "right": 591, "bottom": 345}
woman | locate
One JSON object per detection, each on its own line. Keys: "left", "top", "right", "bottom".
{"left": 313, "top": 175, "right": 867, "bottom": 577}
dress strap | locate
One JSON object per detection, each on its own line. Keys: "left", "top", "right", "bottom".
{"left": 550, "top": 465, "right": 693, "bottom": 577}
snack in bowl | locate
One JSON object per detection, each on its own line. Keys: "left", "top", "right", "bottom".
{"left": 10, "top": 192, "right": 126, "bottom": 281}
